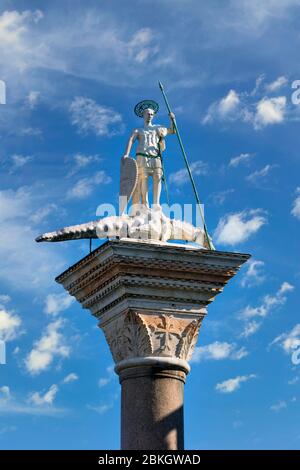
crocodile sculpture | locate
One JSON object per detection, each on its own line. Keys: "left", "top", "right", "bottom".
{"left": 36, "top": 206, "right": 214, "bottom": 249}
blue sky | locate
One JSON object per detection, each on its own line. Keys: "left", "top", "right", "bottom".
{"left": 0, "top": 0, "right": 300, "bottom": 450}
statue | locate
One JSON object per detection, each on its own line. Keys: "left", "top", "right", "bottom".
{"left": 36, "top": 84, "right": 214, "bottom": 250}
{"left": 120, "top": 100, "right": 175, "bottom": 214}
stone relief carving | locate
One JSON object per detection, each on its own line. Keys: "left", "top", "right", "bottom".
{"left": 101, "top": 310, "right": 201, "bottom": 364}
{"left": 102, "top": 311, "right": 152, "bottom": 363}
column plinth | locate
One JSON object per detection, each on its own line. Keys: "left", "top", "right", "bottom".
{"left": 56, "top": 239, "right": 250, "bottom": 450}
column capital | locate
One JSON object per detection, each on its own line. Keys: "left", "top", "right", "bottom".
{"left": 102, "top": 309, "right": 200, "bottom": 371}
{"left": 56, "top": 239, "right": 250, "bottom": 369}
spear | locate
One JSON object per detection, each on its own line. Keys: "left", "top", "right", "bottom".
{"left": 158, "top": 81, "right": 214, "bottom": 250}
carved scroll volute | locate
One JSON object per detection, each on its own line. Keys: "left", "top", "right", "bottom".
{"left": 177, "top": 319, "right": 201, "bottom": 361}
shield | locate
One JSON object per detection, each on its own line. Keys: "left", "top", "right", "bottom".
{"left": 119, "top": 156, "right": 138, "bottom": 214}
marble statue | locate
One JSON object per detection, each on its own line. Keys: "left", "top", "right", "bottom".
{"left": 36, "top": 97, "right": 214, "bottom": 249}
{"left": 120, "top": 100, "right": 175, "bottom": 213}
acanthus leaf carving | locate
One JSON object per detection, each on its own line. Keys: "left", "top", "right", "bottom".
{"left": 176, "top": 319, "right": 201, "bottom": 360}
{"left": 102, "top": 311, "right": 202, "bottom": 364}
{"left": 101, "top": 310, "right": 152, "bottom": 363}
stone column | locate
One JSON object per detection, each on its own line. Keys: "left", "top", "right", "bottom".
{"left": 56, "top": 239, "right": 249, "bottom": 450}
{"left": 118, "top": 358, "right": 187, "bottom": 450}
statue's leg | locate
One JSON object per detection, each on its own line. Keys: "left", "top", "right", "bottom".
{"left": 141, "top": 173, "right": 149, "bottom": 207}
{"left": 153, "top": 170, "right": 162, "bottom": 206}
{"left": 132, "top": 178, "right": 141, "bottom": 206}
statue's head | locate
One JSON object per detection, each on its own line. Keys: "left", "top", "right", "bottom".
{"left": 134, "top": 100, "right": 159, "bottom": 123}
{"left": 142, "top": 108, "right": 155, "bottom": 124}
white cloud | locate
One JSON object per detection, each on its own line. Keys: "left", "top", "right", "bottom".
{"left": 229, "top": 153, "right": 254, "bottom": 167}
{"left": 25, "top": 319, "right": 70, "bottom": 375}
{"left": 270, "top": 400, "right": 287, "bottom": 412}
{"left": 0, "top": 10, "right": 43, "bottom": 42}
{"left": 0, "top": 187, "right": 31, "bottom": 221}
{"left": 27, "top": 374, "right": 78, "bottom": 410}
{"left": 0, "top": 386, "right": 10, "bottom": 399}
{"left": 265, "top": 76, "right": 288, "bottom": 92}
{"left": 246, "top": 164, "right": 274, "bottom": 183}
{"left": 240, "top": 283, "right": 294, "bottom": 338}
{"left": 0, "top": 7, "right": 162, "bottom": 93}
{"left": 203, "top": 76, "right": 289, "bottom": 130}
{"left": 291, "top": 187, "right": 300, "bottom": 219}
{"left": 69, "top": 97, "right": 124, "bottom": 137}
{"left": 28, "top": 384, "right": 58, "bottom": 406}
{"left": 29, "top": 203, "right": 61, "bottom": 224}
{"left": 0, "top": 220, "right": 65, "bottom": 292}
{"left": 203, "top": 90, "right": 240, "bottom": 124}
{"left": 0, "top": 10, "right": 44, "bottom": 71}
{"left": 209, "top": 189, "right": 235, "bottom": 206}
{"left": 214, "top": 209, "right": 267, "bottom": 245}
{"left": 0, "top": 187, "right": 66, "bottom": 292}
{"left": 241, "top": 259, "right": 265, "bottom": 287}
{"left": 67, "top": 153, "right": 102, "bottom": 177}
{"left": 20, "top": 127, "right": 42, "bottom": 137}
{"left": 0, "top": 295, "right": 11, "bottom": 304}
{"left": 127, "top": 28, "right": 159, "bottom": 64}
{"left": 26, "top": 90, "right": 40, "bottom": 109}
{"left": 86, "top": 403, "right": 113, "bottom": 415}
{"left": 98, "top": 378, "right": 111, "bottom": 388}
{"left": 0, "top": 307, "right": 22, "bottom": 342}
{"left": 240, "top": 320, "right": 262, "bottom": 338}
{"left": 169, "top": 160, "right": 208, "bottom": 186}
{"left": 254, "top": 96, "right": 286, "bottom": 129}
{"left": 279, "top": 282, "right": 294, "bottom": 295}
{"left": 0, "top": 6, "right": 295, "bottom": 114}
{"left": 219, "top": 90, "right": 240, "bottom": 115}
{"left": 0, "top": 385, "right": 65, "bottom": 416}
{"left": 288, "top": 376, "right": 299, "bottom": 385}
{"left": 98, "top": 365, "right": 115, "bottom": 388}
{"left": 240, "top": 282, "right": 294, "bottom": 320}
{"left": 44, "top": 293, "right": 74, "bottom": 316}
{"left": 74, "top": 153, "right": 99, "bottom": 168}
{"left": 219, "top": 1, "right": 300, "bottom": 33}
{"left": 250, "top": 74, "right": 266, "bottom": 96}
{"left": 10, "top": 154, "right": 32, "bottom": 172}
{"left": 215, "top": 374, "right": 256, "bottom": 393}
{"left": 67, "top": 170, "right": 112, "bottom": 199}
{"left": 270, "top": 323, "right": 300, "bottom": 354}
{"left": 62, "top": 373, "right": 78, "bottom": 384}
{"left": 192, "top": 341, "right": 248, "bottom": 362}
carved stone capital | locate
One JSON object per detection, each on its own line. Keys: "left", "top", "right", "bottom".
{"left": 56, "top": 239, "right": 250, "bottom": 370}
{"left": 101, "top": 310, "right": 201, "bottom": 366}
